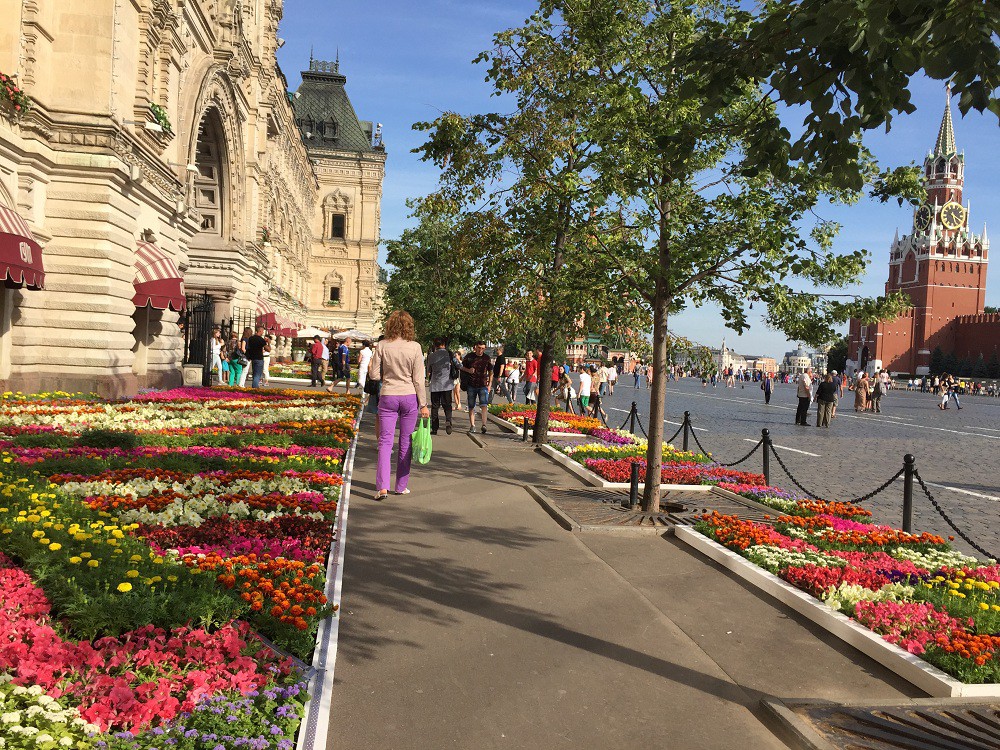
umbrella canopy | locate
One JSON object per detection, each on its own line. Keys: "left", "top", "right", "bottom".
{"left": 331, "top": 329, "right": 368, "bottom": 341}
{"left": 296, "top": 326, "right": 328, "bottom": 338}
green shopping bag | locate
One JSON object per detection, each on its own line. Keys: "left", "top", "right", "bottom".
{"left": 411, "top": 417, "right": 433, "bottom": 465}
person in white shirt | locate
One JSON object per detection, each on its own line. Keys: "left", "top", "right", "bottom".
{"left": 606, "top": 364, "right": 618, "bottom": 395}
{"left": 320, "top": 338, "right": 331, "bottom": 385}
{"left": 504, "top": 363, "right": 520, "bottom": 403}
{"left": 578, "top": 366, "right": 592, "bottom": 413}
{"left": 357, "top": 340, "right": 374, "bottom": 391}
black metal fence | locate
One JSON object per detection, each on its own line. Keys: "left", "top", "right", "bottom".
{"left": 182, "top": 293, "right": 214, "bottom": 387}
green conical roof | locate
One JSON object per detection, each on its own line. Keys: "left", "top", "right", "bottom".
{"left": 934, "top": 86, "right": 957, "bottom": 157}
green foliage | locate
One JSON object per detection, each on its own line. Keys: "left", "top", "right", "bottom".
{"left": 988, "top": 351, "right": 1000, "bottom": 379}
{"left": 78, "top": 429, "right": 142, "bottom": 450}
{"left": 930, "top": 346, "right": 945, "bottom": 375}
{"left": 971, "top": 353, "right": 988, "bottom": 378}
{"left": 826, "top": 335, "right": 849, "bottom": 373}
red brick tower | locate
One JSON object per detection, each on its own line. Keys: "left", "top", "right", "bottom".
{"left": 849, "top": 88, "right": 991, "bottom": 375}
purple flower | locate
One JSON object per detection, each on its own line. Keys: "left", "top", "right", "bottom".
{"left": 277, "top": 741, "right": 293, "bottom": 750}
{"left": 214, "top": 746, "right": 226, "bottom": 750}
{"left": 269, "top": 725, "right": 283, "bottom": 735}
{"left": 184, "top": 730, "right": 199, "bottom": 739}
{"left": 276, "top": 705, "right": 297, "bottom": 718}
{"left": 227, "top": 716, "right": 240, "bottom": 723}
{"left": 151, "top": 728, "right": 165, "bottom": 736}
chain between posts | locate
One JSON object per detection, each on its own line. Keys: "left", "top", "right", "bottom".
{"left": 849, "top": 467, "right": 905, "bottom": 505}
{"left": 665, "top": 422, "right": 684, "bottom": 445}
{"left": 715, "top": 438, "right": 764, "bottom": 468}
{"left": 766, "top": 442, "right": 829, "bottom": 501}
{"left": 912, "top": 469, "right": 998, "bottom": 561}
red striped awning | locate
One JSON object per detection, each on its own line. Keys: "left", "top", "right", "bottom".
{"left": 133, "top": 241, "right": 185, "bottom": 311}
{"left": 0, "top": 205, "right": 44, "bottom": 290}
{"left": 256, "top": 297, "right": 277, "bottom": 331}
{"left": 280, "top": 316, "right": 297, "bottom": 337}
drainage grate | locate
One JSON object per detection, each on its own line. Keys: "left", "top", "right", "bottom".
{"left": 796, "top": 702, "right": 1000, "bottom": 749}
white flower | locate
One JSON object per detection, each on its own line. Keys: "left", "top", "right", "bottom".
{"left": 1, "top": 712, "right": 19, "bottom": 724}
{"left": 34, "top": 733, "right": 54, "bottom": 744}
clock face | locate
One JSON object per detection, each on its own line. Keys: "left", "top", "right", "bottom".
{"left": 915, "top": 204, "right": 933, "bottom": 232}
{"left": 941, "top": 201, "right": 966, "bottom": 230}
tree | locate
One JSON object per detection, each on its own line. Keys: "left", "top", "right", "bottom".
{"left": 989, "top": 351, "right": 1000, "bottom": 379}
{"left": 971, "top": 353, "right": 988, "bottom": 378}
{"left": 943, "top": 350, "right": 960, "bottom": 375}
{"left": 826, "top": 335, "right": 849, "bottom": 373}
{"left": 382, "top": 206, "right": 506, "bottom": 347}
{"left": 563, "top": 0, "right": 916, "bottom": 510}
{"left": 414, "top": 13, "right": 644, "bottom": 442}
{"left": 930, "top": 346, "right": 945, "bottom": 375}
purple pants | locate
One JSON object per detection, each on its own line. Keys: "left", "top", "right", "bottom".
{"left": 376, "top": 393, "right": 419, "bottom": 493}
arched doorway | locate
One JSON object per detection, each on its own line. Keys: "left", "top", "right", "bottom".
{"left": 193, "top": 109, "right": 228, "bottom": 239}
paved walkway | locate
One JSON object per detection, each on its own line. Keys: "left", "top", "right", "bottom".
{"left": 329, "top": 420, "right": 921, "bottom": 750}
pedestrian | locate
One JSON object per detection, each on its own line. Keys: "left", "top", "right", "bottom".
{"left": 357, "top": 340, "right": 374, "bottom": 393}
{"left": 237, "top": 327, "right": 253, "bottom": 387}
{"left": 330, "top": 337, "right": 352, "bottom": 394}
{"left": 320, "top": 336, "right": 330, "bottom": 385}
{"left": 795, "top": 367, "right": 813, "bottom": 425}
{"left": 593, "top": 363, "right": 607, "bottom": 399}
{"left": 491, "top": 344, "right": 506, "bottom": 403}
{"left": 589, "top": 365, "right": 607, "bottom": 421}
{"left": 452, "top": 348, "right": 465, "bottom": 410}
{"left": 523, "top": 350, "right": 538, "bottom": 403}
{"left": 244, "top": 325, "right": 270, "bottom": 389}
{"left": 815, "top": 373, "right": 837, "bottom": 427}
{"left": 633, "top": 365, "right": 641, "bottom": 389}
{"left": 761, "top": 371, "right": 773, "bottom": 405}
{"left": 854, "top": 372, "right": 870, "bottom": 412}
{"left": 309, "top": 335, "right": 325, "bottom": 387}
{"left": 368, "top": 311, "right": 429, "bottom": 501}
{"left": 606, "top": 362, "right": 617, "bottom": 395}
{"left": 578, "top": 365, "right": 591, "bottom": 415}
{"left": 870, "top": 371, "right": 885, "bottom": 413}
{"left": 426, "top": 338, "right": 454, "bottom": 435}
{"left": 461, "top": 341, "right": 493, "bottom": 434}
{"left": 228, "top": 330, "right": 249, "bottom": 386}
{"left": 262, "top": 335, "right": 273, "bottom": 386}
{"left": 551, "top": 360, "right": 561, "bottom": 397}
{"left": 830, "top": 369, "right": 843, "bottom": 418}
{"left": 210, "top": 328, "right": 224, "bottom": 384}
{"left": 558, "top": 372, "right": 577, "bottom": 414}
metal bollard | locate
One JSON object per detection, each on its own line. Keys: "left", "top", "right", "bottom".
{"left": 762, "top": 428, "right": 771, "bottom": 486}
{"left": 902, "top": 454, "right": 915, "bottom": 533}
{"left": 522, "top": 418, "right": 531, "bottom": 442}
{"left": 682, "top": 411, "right": 691, "bottom": 452}
{"left": 630, "top": 402, "right": 637, "bottom": 434}
{"left": 628, "top": 461, "right": 640, "bottom": 509}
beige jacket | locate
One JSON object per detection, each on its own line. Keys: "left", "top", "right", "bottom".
{"left": 369, "top": 338, "right": 427, "bottom": 408}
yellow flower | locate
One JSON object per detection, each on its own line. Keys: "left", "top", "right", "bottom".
{"left": 87, "top": 560, "right": 99, "bottom": 568}
{"left": 980, "top": 603, "right": 991, "bottom": 611}
{"left": 126, "top": 569, "right": 139, "bottom": 578}
{"left": 69, "top": 556, "right": 82, "bottom": 564}
{"left": 167, "top": 575, "right": 178, "bottom": 582}
{"left": 31, "top": 530, "right": 44, "bottom": 538}
{"left": 48, "top": 543, "right": 61, "bottom": 551}
{"left": 117, "top": 582, "right": 132, "bottom": 593}
{"left": 153, "top": 556, "right": 163, "bottom": 564}
{"left": 130, "top": 555, "right": 143, "bottom": 562}
{"left": 80, "top": 552, "right": 92, "bottom": 559}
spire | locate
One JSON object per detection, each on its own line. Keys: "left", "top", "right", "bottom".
{"left": 984, "top": 222, "right": 990, "bottom": 245}
{"left": 934, "top": 84, "right": 957, "bottom": 157}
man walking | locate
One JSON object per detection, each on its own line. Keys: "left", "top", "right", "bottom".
{"left": 245, "top": 325, "right": 271, "bottom": 389}
{"left": 333, "top": 337, "right": 351, "bottom": 394}
{"left": 491, "top": 344, "right": 506, "bottom": 403}
{"left": 309, "top": 335, "right": 325, "bottom": 387}
{"left": 462, "top": 341, "right": 493, "bottom": 434}
{"left": 426, "top": 338, "right": 454, "bottom": 435}
{"left": 523, "top": 350, "right": 538, "bottom": 404}
{"left": 830, "top": 369, "right": 843, "bottom": 418}
{"left": 795, "top": 367, "right": 813, "bottom": 426}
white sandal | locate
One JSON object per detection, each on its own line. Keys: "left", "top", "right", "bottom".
{"left": 394, "top": 488, "right": 410, "bottom": 495}
{"left": 374, "top": 491, "right": 388, "bottom": 501}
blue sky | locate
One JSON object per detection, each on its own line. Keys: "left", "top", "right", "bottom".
{"left": 276, "top": 0, "right": 1000, "bottom": 360}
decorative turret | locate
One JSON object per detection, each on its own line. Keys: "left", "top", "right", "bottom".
{"left": 934, "top": 84, "right": 957, "bottom": 157}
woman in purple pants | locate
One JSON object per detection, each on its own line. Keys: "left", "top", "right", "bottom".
{"left": 367, "top": 310, "right": 429, "bottom": 500}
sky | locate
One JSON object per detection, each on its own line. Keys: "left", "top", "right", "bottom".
{"left": 276, "top": 0, "right": 1000, "bottom": 360}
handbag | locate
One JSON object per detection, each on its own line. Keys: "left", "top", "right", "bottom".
{"left": 411, "top": 417, "right": 433, "bottom": 465}
{"left": 448, "top": 351, "right": 461, "bottom": 381}
{"left": 363, "top": 378, "right": 380, "bottom": 395}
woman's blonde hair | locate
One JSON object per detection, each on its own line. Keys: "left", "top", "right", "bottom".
{"left": 383, "top": 310, "right": 416, "bottom": 341}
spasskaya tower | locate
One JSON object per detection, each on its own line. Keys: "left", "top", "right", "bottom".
{"left": 848, "top": 87, "right": 996, "bottom": 376}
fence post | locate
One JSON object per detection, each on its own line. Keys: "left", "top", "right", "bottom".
{"left": 682, "top": 411, "right": 691, "bottom": 452}
{"left": 629, "top": 402, "right": 637, "bottom": 435}
{"left": 628, "top": 461, "right": 640, "bottom": 509}
{"left": 902, "top": 454, "right": 915, "bottom": 533}
{"left": 522, "top": 419, "right": 531, "bottom": 442}
{"left": 762, "top": 429, "right": 771, "bottom": 486}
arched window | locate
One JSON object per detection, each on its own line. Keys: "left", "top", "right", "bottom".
{"left": 324, "top": 272, "right": 344, "bottom": 306}
{"left": 194, "top": 109, "right": 227, "bottom": 236}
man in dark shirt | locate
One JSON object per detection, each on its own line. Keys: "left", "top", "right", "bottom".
{"left": 245, "top": 326, "right": 271, "bottom": 389}
{"left": 815, "top": 372, "right": 838, "bottom": 427}
{"left": 461, "top": 341, "right": 493, "bottom": 434}
{"left": 490, "top": 345, "right": 506, "bottom": 404}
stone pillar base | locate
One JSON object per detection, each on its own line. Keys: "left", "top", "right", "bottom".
{"left": 0, "top": 371, "right": 140, "bottom": 399}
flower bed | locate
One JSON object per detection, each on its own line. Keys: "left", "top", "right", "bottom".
{"left": 488, "top": 405, "right": 602, "bottom": 434}
{"left": 693, "top": 491, "right": 1000, "bottom": 684}
{"left": 0, "top": 388, "right": 358, "bottom": 744}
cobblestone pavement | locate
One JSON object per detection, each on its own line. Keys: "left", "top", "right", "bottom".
{"left": 540, "top": 378, "right": 1000, "bottom": 558}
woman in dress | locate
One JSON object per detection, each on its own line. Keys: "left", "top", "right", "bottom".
{"left": 853, "top": 372, "right": 870, "bottom": 412}
{"left": 451, "top": 348, "right": 464, "bottom": 411}
{"left": 368, "top": 311, "right": 429, "bottom": 501}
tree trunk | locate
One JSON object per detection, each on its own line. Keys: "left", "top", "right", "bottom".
{"left": 642, "top": 288, "right": 669, "bottom": 511}
{"left": 532, "top": 337, "right": 557, "bottom": 444}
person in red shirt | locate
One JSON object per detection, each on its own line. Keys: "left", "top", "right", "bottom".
{"left": 523, "top": 351, "right": 539, "bottom": 403}
{"left": 551, "top": 363, "right": 561, "bottom": 396}
{"left": 309, "top": 335, "right": 326, "bottom": 387}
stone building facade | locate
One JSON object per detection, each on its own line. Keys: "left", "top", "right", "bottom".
{"left": 0, "top": 1, "right": 382, "bottom": 395}
{"left": 848, "top": 90, "right": 997, "bottom": 376}
{"left": 293, "top": 57, "right": 385, "bottom": 335}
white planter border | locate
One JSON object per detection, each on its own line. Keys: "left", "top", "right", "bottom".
{"left": 295, "top": 405, "right": 362, "bottom": 750}
{"left": 673, "top": 525, "right": 1000, "bottom": 698}
{"left": 538, "top": 442, "right": 713, "bottom": 493}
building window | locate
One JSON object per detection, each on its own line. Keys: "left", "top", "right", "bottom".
{"left": 331, "top": 214, "right": 346, "bottom": 239}
{"left": 329, "top": 286, "right": 341, "bottom": 303}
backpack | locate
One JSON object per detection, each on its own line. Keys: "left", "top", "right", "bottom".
{"left": 447, "top": 351, "right": 461, "bottom": 381}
